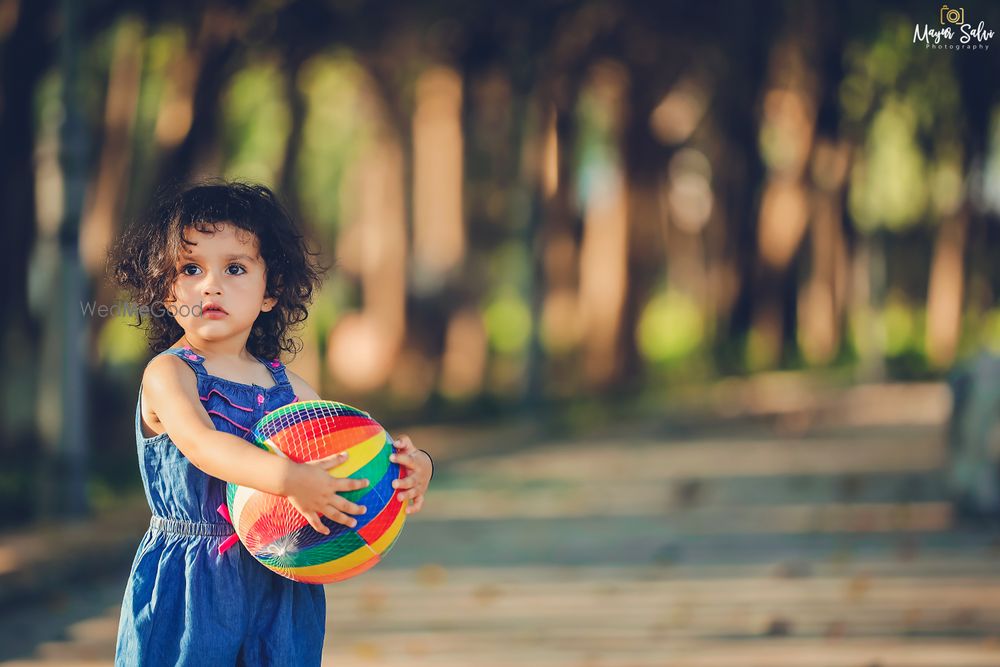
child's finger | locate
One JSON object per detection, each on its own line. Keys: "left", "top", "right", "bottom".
{"left": 331, "top": 496, "right": 367, "bottom": 516}
{"left": 406, "top": 495, "right": 424, "bottom": 515}
{"left": 303, "top": 511, "right": 330, "bottom": 535}
{"left": 389, "top": 452, "right": 414, "bottom": 467}
{"left": 391, "top": 477, "right": 415, "bottom": 491}
{"left": 324, "top": 505, "right": 360, "bottom": 528}
{"left": 397, "top": 487, "right": 420, "bottom": 502}
{"left": 392, "top": 434, "right": 415, "bottom": 451}
{"left": 309, "top": 452, "right": 349, "bottom": 469}
{"left": 330, "top": 477, "right": 370, "bottom": 493}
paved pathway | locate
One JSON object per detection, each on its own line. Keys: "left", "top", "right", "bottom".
{"left": 2, "top": 406, "right": 999, "bottom": 666}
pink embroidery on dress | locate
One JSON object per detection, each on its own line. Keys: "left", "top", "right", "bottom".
{"left": 257, "top": 394, "right": 264, "bottom": 405}
{"left": 270, "top": 359, "right": 281, "bottom": 368}
{"left": 199, "top": 388, "right": 254, "bottom": 412}
{"left": 206, "top": 410, "right": 251, "bottom": 433}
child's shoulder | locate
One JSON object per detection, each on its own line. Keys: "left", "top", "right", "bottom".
{"left": 283, "top": 367, "right": 321, "bottom": 402}
{"left": 143, "top": 348, "right": 200, "bottom": 392}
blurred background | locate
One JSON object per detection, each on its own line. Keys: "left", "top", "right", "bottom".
{"left": 2, "top": 0, "right": 1000, "bottom": 665}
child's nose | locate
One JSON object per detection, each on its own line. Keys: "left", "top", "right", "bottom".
{"left": 201, "top": 277, "right": 222, "bottom": 295}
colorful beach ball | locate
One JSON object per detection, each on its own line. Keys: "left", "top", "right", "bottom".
{"left": 225, "top": 400, "right": 407, "bottom": 584}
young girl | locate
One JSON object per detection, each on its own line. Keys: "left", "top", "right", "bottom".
{"left": 107, "top": 181, "right": 433, "bottom": 666}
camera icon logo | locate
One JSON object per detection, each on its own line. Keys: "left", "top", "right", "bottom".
{"left": 940, "top": 4, "right": 965, "bottom": 25}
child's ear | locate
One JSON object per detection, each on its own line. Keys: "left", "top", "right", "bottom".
{"left": 262, "top": 296, "right": 277, "bottom": 313}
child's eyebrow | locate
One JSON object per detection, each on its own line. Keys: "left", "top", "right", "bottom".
{"left": 179, "top": 252, "right": 259, "bottom": 263}
{"left": 225, "top": 253, "right": 259, "bottom": 263}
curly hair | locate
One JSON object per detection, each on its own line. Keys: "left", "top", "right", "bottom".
{"left": 107, "top": 179, "right": 328, "bottom": 360}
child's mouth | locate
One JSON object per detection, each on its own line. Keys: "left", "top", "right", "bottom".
{"left": 203, "top": 303, "right": 228, "bottom": 318}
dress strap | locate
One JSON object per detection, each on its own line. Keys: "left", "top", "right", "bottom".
{"left": 161, "top": 345, "right": 208, "bottom": 376}
{"left": 255, "top": 354, "right": 290, "bottom": 386}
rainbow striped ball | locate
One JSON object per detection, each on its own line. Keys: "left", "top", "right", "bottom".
{"left": 225, "top": 400, "right": 407, "bottom": 584}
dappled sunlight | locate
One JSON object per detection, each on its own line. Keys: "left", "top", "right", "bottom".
{"left": 926, "top": 216, "right": 968, "bottom": 368}
{"left": 439, "top": 308, "right": 487, "bottom": 399}
{"left": 578, "top": 167, "right": 628, "bottom": 385}
{"left": 327, "top": 311, "right": 395, "bottom": 393}
{"left": 665, "top": 148, "right": 713, "bottom": 234}
{"left": 757, "top": 177, "right": 809, "bottom": 270}
{"left": 412, "top": 66, "right": 464, "bottom": 289}
{"left": 649, "top": 74, "right": 710, "bottom": 146}
{"left": 151, "top": 29, "right": 196, "bottom": 149}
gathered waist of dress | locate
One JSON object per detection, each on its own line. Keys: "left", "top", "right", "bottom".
{"left": 150, "top": 515, "right": 235, "bottom": 537}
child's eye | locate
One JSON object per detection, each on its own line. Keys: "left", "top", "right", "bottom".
{"left": 226, "top": 264, "right": 247, "bottom": 276}
{"left": 181, "top": 264, "right": 201, "bottom": 276}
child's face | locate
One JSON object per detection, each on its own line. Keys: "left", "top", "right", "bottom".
{"left": 165, "top": 222, "right": 276, "bottom": 345}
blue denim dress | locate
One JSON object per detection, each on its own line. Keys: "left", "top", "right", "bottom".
{"left": 115, "top": 346, "right": 326, "bottom": 666}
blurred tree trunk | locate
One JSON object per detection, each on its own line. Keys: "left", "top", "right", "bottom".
{"left": 0, "top": 0, "right": 53, "bottom": 524}
{"left": 278, "top": 54, "right": 307, "bottom": 219}
{"left": 926, "top": 214, "right": 968, "bottom": 369}
{"left": 715, "top": 4, "right": 772, "bottom": 371}
{"left": 509, "top": 9, "right": 602, "bottom": 405}
{"left": 619, "top": 61, "right": 682, "bottom": 390}
{"left": 508, "top": 52, "right": 542, "bottom": 404}
{"left": 536, "top": 76, "right": 585, "bottom": 398}
{"left": 357, "top": 50, "right": 420, "bottom": 394}
{"left": 0, "top": 0, "right": 50, "bottom": 339}
{"left": 932, "top": 33, "right": 998, "bottom": 371}
{"left": 81, "top": 18, "right": 144, "bottom": 317}
{"left": 750, "top": 31, "right": 821, "bottom": 370}
{"left": 154, "top": 8, "right": 244, "bottom": 184}
{"left": 51, "top": 0, "right": 90, "bottom": 519}
{"left": 798, "top": 1, "right": 851, "bottom": 366}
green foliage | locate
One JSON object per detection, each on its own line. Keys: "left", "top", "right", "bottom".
{"left": 976, "top": 309, "right": 1000, "bottom": 355}
{"left": 483, "top": 241, "right": 533, "bottom": 355}
{"left": 295, "top": 51, "right": 374, "bottom": 230}
{"left": 222, "top": 59, "right": 291, "bottom": 185}
{"left": 637, "top": 288, "right": 705, "bottom": 365}
{"left": 849, "top": 100, "right": 928, "bottom": 232}
{"left": 842, "top": 16, "right": 965, "bottom": 234}
{"left": 879, "top": 296, "right": 921, "bottom": 358}
{"left": 97, "top": 313, "right": 150, "bottom": 366}
{"left": 484, "top": 288, "right": 532, "bottom": 355}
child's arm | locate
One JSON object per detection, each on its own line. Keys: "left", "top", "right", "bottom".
{"left": 143, "top": 355, "right": 369, "bottom": 534}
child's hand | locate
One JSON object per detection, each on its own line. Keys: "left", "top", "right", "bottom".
{"left": 389, "top": 434, "right": 432, "bottom": 515}
{"left": 285, "top": 452, "right": 371, "bottom": 534}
